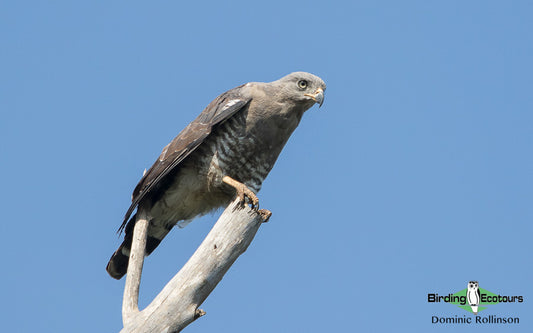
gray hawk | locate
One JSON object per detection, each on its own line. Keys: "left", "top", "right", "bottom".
{"left": 107, "top": 72, "right": 326, "bottom": 279}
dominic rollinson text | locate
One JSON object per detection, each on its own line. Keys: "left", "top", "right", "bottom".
{"left": 432, "top": 315, "right": 519, "bottom": 324}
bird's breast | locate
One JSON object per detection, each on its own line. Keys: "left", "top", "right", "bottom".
{"left": 200, "top": 110, "right": 292, "bottom": 193}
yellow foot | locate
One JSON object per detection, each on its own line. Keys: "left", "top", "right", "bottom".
{"left": 222, "top": 176, "right": 259, "bottom": 210}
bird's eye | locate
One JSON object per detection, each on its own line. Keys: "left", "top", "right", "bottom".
{"left": 297, "top": 80, "right": 308, "bottom": 89}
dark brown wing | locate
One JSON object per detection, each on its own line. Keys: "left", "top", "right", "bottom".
{"left": 118, "top": 86, "right": 251, "bottom": 233}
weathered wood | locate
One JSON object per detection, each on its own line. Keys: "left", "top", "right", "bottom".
{"left": 122, "top": 208, "right": 149, "bottom": 325}
{"left": 120, "top": 198, "right": 267, "bottom": 333}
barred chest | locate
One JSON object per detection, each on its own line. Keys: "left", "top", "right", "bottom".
{"left": 196, "top": 110, "right": 284, "bottom": 194}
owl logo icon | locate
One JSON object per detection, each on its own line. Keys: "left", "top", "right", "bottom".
{"left": 467, "top": 281, "right": 481, "bottom": 315}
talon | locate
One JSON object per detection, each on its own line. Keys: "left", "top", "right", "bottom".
{"left": 223, "top": 176, "right": 260, "bottom": 210}
{"left": 237, "top": 188, "right": 246, "bottom": 206}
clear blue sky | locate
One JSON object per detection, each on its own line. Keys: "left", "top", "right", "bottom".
{"left": 1, "top": 1, "right": 531, "bottom": 332}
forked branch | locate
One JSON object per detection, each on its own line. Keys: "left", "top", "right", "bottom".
{"left": 120, "top": 198, "right": 269, "bottom": 333}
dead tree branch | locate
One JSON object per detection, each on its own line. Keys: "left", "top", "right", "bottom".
{"left": 120, "top": 198, "right": 269, "bottom": 333}
{"left": 122, "top": 207, "right": 149, "bottom": 325}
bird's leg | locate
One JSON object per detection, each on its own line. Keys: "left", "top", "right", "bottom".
{"left": 222, "top": 176, "right": 259, "bottom": 210}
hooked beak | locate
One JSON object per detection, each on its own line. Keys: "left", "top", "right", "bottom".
{"left": 304, "top": 87, "right": 324, "bottom": 107}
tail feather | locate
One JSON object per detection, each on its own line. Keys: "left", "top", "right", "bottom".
{"left": 106, "top": 214, "right": 171, "bottom": 280}
{"left": 106, "top": 244, "right": 130, "bottom": 280}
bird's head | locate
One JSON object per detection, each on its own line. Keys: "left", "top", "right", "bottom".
{"left": 276, "top": 72, "right": 326, "bottom": 108}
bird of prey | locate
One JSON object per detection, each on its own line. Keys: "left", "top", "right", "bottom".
{"left": 106, "top": 72, "right": 326, "bottom": 279}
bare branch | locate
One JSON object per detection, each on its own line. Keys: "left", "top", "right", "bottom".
{"left": 120, "top": 198, "right": 268, "bottom": 333}
{"left": 122, "top": 208, "right": 149, "bottom": 325}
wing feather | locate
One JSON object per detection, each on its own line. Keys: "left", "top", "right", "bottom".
{"left": 118, "top": 87, "right": 251, "bottom": 233}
